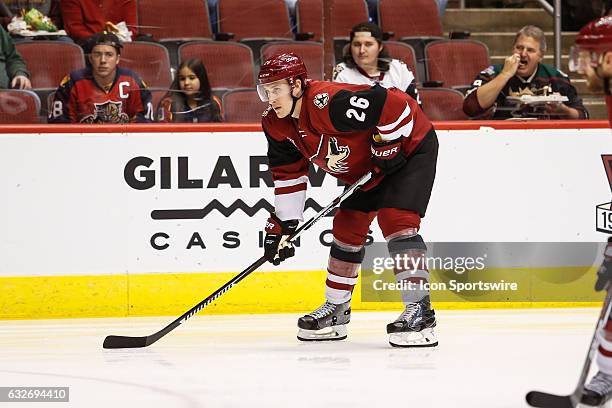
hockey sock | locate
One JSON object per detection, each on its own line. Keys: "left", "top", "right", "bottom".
{"left": 387, "top": 233, "right": 430, "bottom": 304}
{"left": 324, "top": 240, "right": 365, "bottom": 304}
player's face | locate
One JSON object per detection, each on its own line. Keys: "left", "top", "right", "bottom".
{"left": 178, "top": 67, "right": 201, "bottom": 96}
{"left": 351, "top": 32, "right": 382, "bottom": 71}
{"left": 512, "top": 35, "right": 543, "bottom": 77}
{"left": 260, "top": 80, "right": 294, "bottom": 118}
{"left": 89, "top": 45, "right": 120, "bottom": 81}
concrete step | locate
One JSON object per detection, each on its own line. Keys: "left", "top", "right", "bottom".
{"left": 469, "top": 32, "right": 577, "bottom": 56}
{"left": 442, "top": 8, "right": 552, "bottom": 32}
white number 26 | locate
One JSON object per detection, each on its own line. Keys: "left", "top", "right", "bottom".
{"left": 346, "top": 96, "right": 369, "bottom": 122}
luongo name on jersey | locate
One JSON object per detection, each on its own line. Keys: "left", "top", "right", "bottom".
{"left": 262, "top": 80, "right": 432, "bottom": 221}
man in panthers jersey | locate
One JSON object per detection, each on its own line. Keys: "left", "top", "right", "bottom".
{"left": 258, "top": 52, "right": 439, "bottom": 348}
{"left": 48, "top": 32, "right": 153, "bottom": 124}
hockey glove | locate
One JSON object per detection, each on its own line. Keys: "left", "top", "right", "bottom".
{"left": 371, "top": 135, "right": 406, "bottom": 175}
{"left": 264, "top": 213, "right": 299, "bottom": 266}
{"left": 595, "top": 237, "right": 612, "bottom": 292}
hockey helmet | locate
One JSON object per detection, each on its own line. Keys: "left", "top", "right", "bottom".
{"left": 570, "top": 16, "right": 612, "bottom": 72}
{"left": 257, "top": 52, "right": 308, "bottom": 101}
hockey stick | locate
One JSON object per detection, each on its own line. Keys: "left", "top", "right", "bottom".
{"left": 526, "top": 286, "right": 612, "bottom": 408}
{"left": 103, "top": 171, "right": 373, "bottom": 349}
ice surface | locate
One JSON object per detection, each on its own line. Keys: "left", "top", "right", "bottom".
{"left": 0, "top": 309, "right": 602, "bottom": 407}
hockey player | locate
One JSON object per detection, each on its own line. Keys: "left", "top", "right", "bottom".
{"left": 258, "top": 52, "right": 438, "bottom": 347}
{"left": 580, "top": 238, "right": 612, "bottom": 406}
{"left": 572, "top": 16, "right": 612, "bottom": 405}
{"left": 571, "top": 16, "right": 612, "bottom": 126}
{"left": 48, "top": 31, "right": 153, "bottom": 124}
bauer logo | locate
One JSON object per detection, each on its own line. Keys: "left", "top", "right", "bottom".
{"left": 596, "top": 155, "right": 612, "bottom": 234}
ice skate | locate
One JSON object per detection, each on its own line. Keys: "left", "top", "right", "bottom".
{"left": 297, "top": 301, "right": 350, "bottom": 341}
{"left": 582, "top": 371, "right": 612, "bottom": 406}
{"left": 387, "top": 296, "right": 438, "bottom": 348}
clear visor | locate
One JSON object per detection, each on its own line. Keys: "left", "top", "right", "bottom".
{"left": 568, "top": 46, "right": 600, "bottom": 73}
{"left": 257, "top": 79, "right": 292, "bottom": 102}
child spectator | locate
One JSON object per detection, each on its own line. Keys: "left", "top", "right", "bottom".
{"left": 157, "top": 58, "right": 223, "bottom": 123}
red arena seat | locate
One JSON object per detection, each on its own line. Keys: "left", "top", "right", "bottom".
{"left": 418, "top": 88, "right": 469, "bottom": 120}
{"left": 222, "top": 88, "right": 267, "bottom": 123}
{"left": 16, "top": 41, "right": 85, "bottom": 90}
{"left": 0, "top": 90, "right": 41, "bottom": 124}
{"left": 179, "top": 42, "right": 255, "bottom": 90}
{"left": 425, "top": 40, "right": 490, "bottom": 88}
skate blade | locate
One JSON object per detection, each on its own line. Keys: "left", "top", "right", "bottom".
{"left": 389, "top": 328, "right": 438, "bottom": 348}
{"left": 297, "top": 325, "right": 347, "bottom": 342}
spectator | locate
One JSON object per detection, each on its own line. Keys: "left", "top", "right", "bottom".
{"left": 48, "top": 31, "right": 152, "bottom": 123}
{"left": 157, "top": 58, "right": 223, "bottom": 123}
{"left": 463, "top": 25, "right": 588, "bottom": 119}
{"left": 60, "top": 0, "right": 137, "bottom": 46}
{"left": 333, "top": 22, "right": 421, "bottom": 106}
{"left": 0, "top": 0, "right": 62, "bottom": 30}
{"left": 0, "top": 25, "right": 30, "bottom": 88}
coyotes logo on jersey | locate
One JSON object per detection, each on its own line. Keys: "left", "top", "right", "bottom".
{"left": 324, "top": 137, "right": 350, "bottom": 173}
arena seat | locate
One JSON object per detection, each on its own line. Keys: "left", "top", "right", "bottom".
{"left": 330, "top": 0, "right": 369, "bottom": 39}
{"left": 120, "top": 42, "right": 173, "bottom": 111}
{"left": 0, "top": 90, "right": 41, "bottom": 124}
{"left": 179, "top": 41, "right": 256, "bottom": 90}
{"left": 378, "top": 0, "right": 443, "bottom": 38}
{"left": 330, "top": 0, "right": 369, "bottom": 62}
{"left": 378, "top": 0, "right": 445, "bottom": 82}
{"left": 261, "top": 42, "right": 324, "bottom": 80}
{"left": 217, "top": 0, "right": 292, "bottom": 42}
{"left": 137, "top": 0, "right": 212, "bottom": 41}
{"left": 222, "top": 88, "right": 266, "bottom": 123}
{"left": 295, "top": 0, "right": 323, "bottom": 42}
{"left": 15, "top": 41, "right": 85, "bottom": 89}
{"left": 418, "top": 87, "right": 469, "bottom": 120}
{"left": 425, "top": 40, "right": 490, "bottom": 89}
{"left": 384, "top": 41, "right": 419, "bottom": 83}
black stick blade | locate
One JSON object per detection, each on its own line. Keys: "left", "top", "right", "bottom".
{"left": 525, "top": 391, "right": 575, "bottom": 408}
{"left": 103, "top": 335, "right": 149, "bottom": 349}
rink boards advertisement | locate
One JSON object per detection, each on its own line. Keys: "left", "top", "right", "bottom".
{"left": 0, "top": 122, "right": 611, "bottom": 318}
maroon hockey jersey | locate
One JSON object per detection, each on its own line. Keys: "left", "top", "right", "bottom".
{"left": 48, "top": 66, "right": 153, "bottom": 124}
{"left": 262, "top": 80, "right": 432, "bottom": 221}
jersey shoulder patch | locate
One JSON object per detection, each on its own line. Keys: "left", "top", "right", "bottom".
{"left": 313, "top": 92, "right": 329, "bottom": 109}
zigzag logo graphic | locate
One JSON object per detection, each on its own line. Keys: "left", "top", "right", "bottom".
{"left": 151, "top": 198, "right": 335, "bottom": 220}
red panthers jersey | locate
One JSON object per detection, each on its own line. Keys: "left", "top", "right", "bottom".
{"left": 262, "top": 80, "right": 432, "bottom": 221}
{"left": 48, "top": 67, "right": 153, "bottom": 123}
